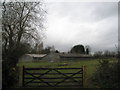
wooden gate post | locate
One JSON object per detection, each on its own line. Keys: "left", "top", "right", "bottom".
{"left": 22, "top": 66, "right": 24, "bottom": 86}
{"left": 82, "top": 65, "right": 86, "bottom": 88}
{"left": 19, "top": 66, "right": 24, "bottom": 87}
{"left": 18, "top": 66, "right": 23, "bottom": 87}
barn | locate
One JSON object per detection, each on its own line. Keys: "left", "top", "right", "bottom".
{"left": 19, "top": 53, "right": 92, "bottom": 62}
{"left": 59, "top": 53, "right": 92, "bottom": 61}
{"left": 19, "top": 54, "right": 47, "bottom": 62}
{"left": 41, "top": 53, "right": 60, "bottom": 62}
{"left": 41, "top": 53, "right": 92, "bottom": 62}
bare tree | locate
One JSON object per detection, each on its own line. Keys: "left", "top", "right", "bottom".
{"left": 2, "top": 1, "right": 46, "bottom": 57}
{"left": 94, "top": 51, "right": 103, "bottom": 57}
{"left": 103, "top": 50, "right": 116, "bottom": 57}
{"left": 85, "top": 45, "right": 90, "bottom": 55}
{"left": 2, "top": 1, "right": 46, "bottom": 87}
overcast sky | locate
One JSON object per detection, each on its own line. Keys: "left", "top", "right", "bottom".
{"left": 43, "top": 1, "right": 118, "bottom": 53}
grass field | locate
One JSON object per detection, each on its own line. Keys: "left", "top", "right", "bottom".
{"left": 18, "top": 58, "right": 117, "bottom": 76}
{"left": 17, "top": 58, "right": 117, "bottom": 87}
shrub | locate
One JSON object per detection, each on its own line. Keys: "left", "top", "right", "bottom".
{"left": 2, "top": 58, "right": 19, "bottom": 88}
{"left": 90, "top": 59, "right": 119, "bottom": 88}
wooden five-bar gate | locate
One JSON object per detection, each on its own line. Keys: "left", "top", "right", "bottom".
{"left": 20, "top": 66, "right": 86, "bottom": 88}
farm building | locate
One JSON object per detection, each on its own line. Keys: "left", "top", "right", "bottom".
{"left": 19, "top": 54, "right": 47, "bottom": 61}
{"left": 19, "top": 53, "right": 92, "bottom": 62}
{"left": 59, "top": 53, "right": 92, "bottom": 60}
{"left": 41, "top": 53, "right": 60, "bottom": 62}
{"left": 41, "top": 53, "right": 92, "bottom": 62}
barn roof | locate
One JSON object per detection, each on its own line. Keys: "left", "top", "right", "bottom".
{"left": 26, "top": 54, "right": 47, "bottom": 58}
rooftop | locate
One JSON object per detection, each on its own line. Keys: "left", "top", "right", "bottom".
{"left": 26, "top": 54, "right": 47, "bottom": 58}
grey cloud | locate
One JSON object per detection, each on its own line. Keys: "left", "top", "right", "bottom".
{"left": 44, "top": 2, "right": 118, "bottom": 53}
{"left": 48, "top": 2, "right": 117, "bottom": 22}
{"left": 92, "top": 2, "right": 118, "bottom": 21}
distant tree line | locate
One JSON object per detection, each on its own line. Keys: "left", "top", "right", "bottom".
{"left": 29, "top": 44, "right": 117, "bottom": 59}
{"left": 30, "top": 44, "right": 90, "bottom": 55}
{"left": 30, "top": 44, "right": 60, "bottom": 54}
{"left": 94, "top": 50, "right": 117, "bottom": 58}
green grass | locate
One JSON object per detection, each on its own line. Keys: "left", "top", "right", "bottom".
{"left": 18, "top": 58, "right": 117, "bottom": 77}
{"left": 17, "top": 58, "right": 117, "bottom": 87}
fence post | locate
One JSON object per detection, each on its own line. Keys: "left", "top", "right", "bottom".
{"left": 82, "top": 65, "right": 86, "bottom": 88}
{"left": 22, "top": 66, "right": 25, "bottom": 87}
{"left": 19, "top": 66, "right": 24, "bottom": 87}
